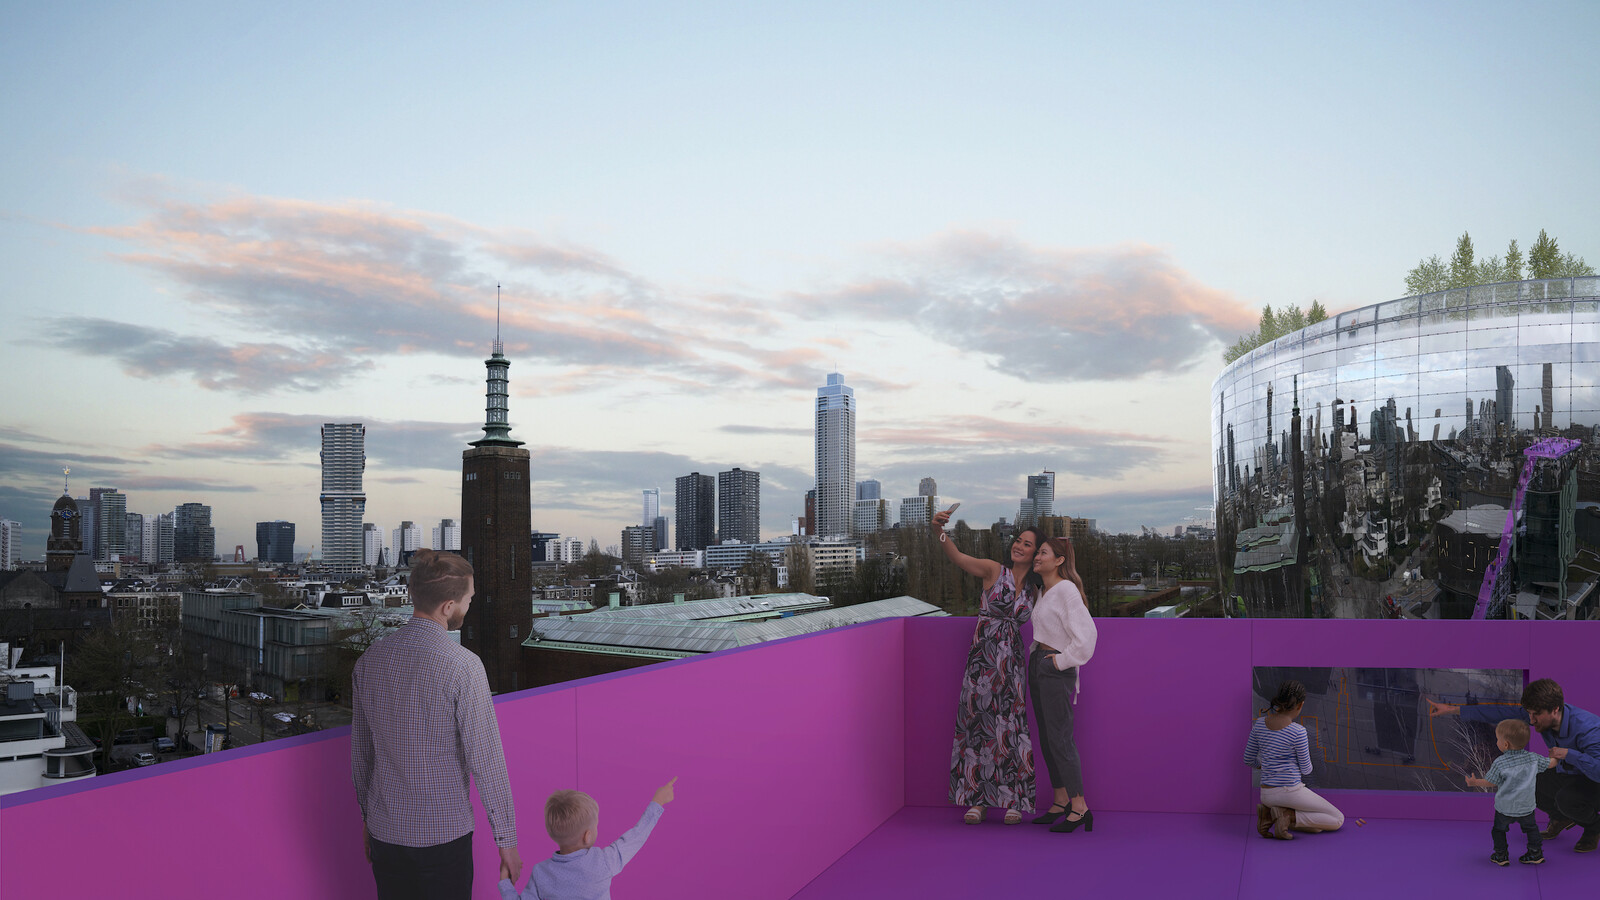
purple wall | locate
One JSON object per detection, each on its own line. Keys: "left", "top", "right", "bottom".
{"left": 905, "top": 617, "right": 1600, "bottom": 822}
{"left": 0, "top": 620, "right": 905, "bottom": 900}
{"left": 4, "top": 616, "right": 1596, "bottom": 899}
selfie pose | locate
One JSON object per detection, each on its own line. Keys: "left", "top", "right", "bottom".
{"left": 931, "top": 505, "right": 1039, "bottom": 825}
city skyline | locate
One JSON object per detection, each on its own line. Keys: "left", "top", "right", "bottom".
{"left": 2, "top": 5, "right": 1597, "bottom": 558}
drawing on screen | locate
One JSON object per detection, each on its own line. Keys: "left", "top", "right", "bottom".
{"left": 1250, "top": 666, "right": 1525, "bottom": 792}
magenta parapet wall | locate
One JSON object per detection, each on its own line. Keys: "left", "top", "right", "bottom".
{"left": 1210, "top": 277, "right": 1600, "bottom": 615}
{"left": 4, "top": 617, "right": 1597, "bottom": 899}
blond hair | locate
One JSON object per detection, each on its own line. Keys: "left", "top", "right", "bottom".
{"left": 1496, "top": 718, "right": 1531, "bottom": 750}
{"left": 545, "top": 790, "right": 599, "bottom": 845}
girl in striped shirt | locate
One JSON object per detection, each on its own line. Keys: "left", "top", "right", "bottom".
{"left": 1243, "top": 681, "right": 1345, "bottom": 839}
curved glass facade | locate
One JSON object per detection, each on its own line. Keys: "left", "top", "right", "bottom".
{"left": 1211, "top": 278, "right": 1600, "bottom": 619}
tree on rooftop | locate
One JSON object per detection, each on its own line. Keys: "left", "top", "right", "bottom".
{"left": 1222, "top": 301, "right": 1330, "bottom": 363}
{"left": 1447, "top": 232, "right": 1476, "bottom": 289}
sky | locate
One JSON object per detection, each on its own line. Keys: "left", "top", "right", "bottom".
{"left": 2, "top": 2, "right": 1598, "bottom": 560}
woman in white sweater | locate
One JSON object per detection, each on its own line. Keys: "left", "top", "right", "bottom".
{"left": 1029, "top": 537, "right": 1098, "bottom": 833}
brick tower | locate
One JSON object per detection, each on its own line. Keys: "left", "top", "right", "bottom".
{"left": 460, "top": 298, "right": 532, "bottom": 694}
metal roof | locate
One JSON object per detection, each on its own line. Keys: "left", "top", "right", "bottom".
{"left": 526, "top": 594, "right": 946, "bottom": 657}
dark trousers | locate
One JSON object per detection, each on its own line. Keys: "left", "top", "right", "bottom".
{"left": 1536, "top": 770, "right": 1600, "bottom": 831}
{"left": 369, "top": 832, "right": 473, "bottom": 900}
{"left": 1492, "top": 811, "right": 1541, "bottom": 855}
{"left": 1028, "top": 647, "right": 1083, "bottom": 797}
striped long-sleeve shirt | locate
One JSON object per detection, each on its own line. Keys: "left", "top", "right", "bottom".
{"left": 1242, "top": 718, "right": 1312, "bottom": 787}
{"left": 352, "top": 617, "right": 517, "bottom": 848}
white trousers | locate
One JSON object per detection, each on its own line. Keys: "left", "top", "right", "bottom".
{"left": 1260, "top": 783, "right": 1345, "bottom": 832}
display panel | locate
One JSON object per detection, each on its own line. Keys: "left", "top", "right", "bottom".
{"left": 1250, "top": 665, "right": 1526, "bottom": 792}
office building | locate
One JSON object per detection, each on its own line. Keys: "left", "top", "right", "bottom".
{"left": 675, "top": 472, "right": 716, "bottom": 551}
{"left": 173, "top": 503, "right": 215, "bottom": 563}
{"left": 918, "top": 477, "right": 937, "bottom": 497}
{"left": 1212, "top": 277, "right": 1600, "bottom": 618}
{"left": 853, "top": 499, "right": 890, "bottom": 534}
{"left": 75, "top": 494, "right": 97, "bottom": 560}
{"left": 432, "top": 518, "right": 460, "bottom": 551}
{"left": 718, "top": 468, "right": 760, "bottom": 545}
{"left": 814, "top": 372, "right": 856, "bottom": 538}
{"left": 899, "top": 495, "right": 937, "bottom": 529}
{"left": 856, "top": 480, "right": 881, "bottom": 501}
{"left": 123, "top": 513, "right": 144, "bottom": 562}
{"left": 460, "top": 329, "right": 533, "bottom": 694}
{"left": 94, "top": 489, "right": 126, "bottom": 561}
{"left": 256, "top": 521, "right": 296, "bottom": 565}
{"left": 0, "top": 519, "right": 18, "bottom": 569}
{"left": 642, "top": 489, "right": 659, "bottom": 525}
{"left": 391, "top": 522, "right": 422, "bottom": 565}
{"left": 621, "top": 525, "right": 656, "bottom": 566}
{"left": 1017, "top": 471, "right": 1055, "bottom": 527}
{"left": 319, "top": 423, "right": 366, "bottom": 575}
{"left": 531, "top": 531, "right": 560, "bottom": 564}
{"left": 363, "top": 524, "right": 384, "bottom": 567}
{"left": 154, "top": 512, "right": 174, "bottom": 564}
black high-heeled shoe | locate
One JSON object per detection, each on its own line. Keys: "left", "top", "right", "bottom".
{"left": 1032, "top": 804, "right": 1069, "bottom": 825}
{"left": 1050, "top": 808, "right": 1093, "bottom": 833}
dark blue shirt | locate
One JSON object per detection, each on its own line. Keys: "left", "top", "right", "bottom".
{"left": 1459, "top": 702, "right": 1600, "bottom": 783}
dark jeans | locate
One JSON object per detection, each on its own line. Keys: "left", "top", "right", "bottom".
{"left": 369, "top": 832, "right": 473, "bottom": 900}
{"left": 1493, "top": 811, "right": 1541, "bottom": 855}
{"left": 1028, "top": 647, "right": 1083, "bottom": 797}
{"left": 1536, "top": 770, "right": 1600, "bottom": 830}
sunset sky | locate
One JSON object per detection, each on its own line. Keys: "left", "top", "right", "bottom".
{"left": 3, "top": 2, "right": 1597, "bottom": 558}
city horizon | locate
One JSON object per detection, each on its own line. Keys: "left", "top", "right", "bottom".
{"left": 3, "top": 4, "right": 1596, "bottom": 561}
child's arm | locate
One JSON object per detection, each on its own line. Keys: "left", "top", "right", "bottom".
{"left": 1242, "top": 722, "right": 1261, "bottom": 768}
{"left": 601, "top": 778, "right": 676, "bottom": 876}
{"left": 497, "top": 871, "right": 540, "bottom": 900}
{"left": 1464, "top": 775, "right": 1496, "bottom": 790}
{"left": 1294, "top": 727, "right": 1312, "bottom": 777}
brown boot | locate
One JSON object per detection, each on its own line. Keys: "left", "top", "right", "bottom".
{"left": 1256, "top": 804, "right": 1274, "bottom": 838}
{"left": 1542, "top": 817, "right": 1576, "bottom": 840}
{"left": 1273, "top": 807, "right": 1295, "bottom": 840}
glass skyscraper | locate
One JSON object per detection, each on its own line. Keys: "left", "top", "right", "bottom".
{"left": 814, "top": 372, "right": 856, "bottom": 539}
{"left": 320, "top": 423, "right": 366, "bottom": 575}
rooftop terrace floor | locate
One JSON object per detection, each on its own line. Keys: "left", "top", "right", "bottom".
{"left": 795, "top": 807, "right": 1591, "bottom": 900}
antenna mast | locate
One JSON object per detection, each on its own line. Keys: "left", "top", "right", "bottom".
{"left": 495, "top": 284, "right": 503, "bottom": 355}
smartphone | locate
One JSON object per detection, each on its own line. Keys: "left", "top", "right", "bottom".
{"left": 943, "top": 502, "right": 960, "bottom": 515}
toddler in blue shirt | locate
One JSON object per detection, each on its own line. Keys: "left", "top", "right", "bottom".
{"left": 500, "top": 777, "right": 676, "bottom": 900}
{"left": 1466, "top": 719, "right": 1554, "bottom": 866}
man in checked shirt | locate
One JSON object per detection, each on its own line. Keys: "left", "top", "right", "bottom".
{"left": 353, "top": 549, "right": 522, "bottom": 899}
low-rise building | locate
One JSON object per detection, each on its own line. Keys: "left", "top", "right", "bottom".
{"left": 0, "top": 643, "right": 94, "bottom": 795}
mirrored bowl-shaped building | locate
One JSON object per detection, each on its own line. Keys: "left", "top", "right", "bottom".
{"left": 1211, "top": 278, "right": 1600, "bottom": 620}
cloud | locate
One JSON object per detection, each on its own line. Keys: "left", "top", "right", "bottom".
{"left": 0, "top": 443, "right": 127, "bottom": 480}
{"left": 144, "top": 413, "right": 478, "bottom": 472}
{"left": 794, "top": 231, "right": 1258, "bottom": 380}
{"left": 719, "top": 424, "right": 812, "bottom": 437}
{"left": 114, "top": 476, "right": 257, "bottom": 492}
{"left": 78, "top": 192, "right": 812, "bottom": 394}
{"left": 45, "top": 318, "right": 362, "bottom": 393}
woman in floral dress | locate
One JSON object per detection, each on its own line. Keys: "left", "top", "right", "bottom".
{"left": 931, "top": 507, "right": 1041, "bottom": 824}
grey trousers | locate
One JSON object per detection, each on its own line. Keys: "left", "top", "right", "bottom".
{"left": 1029, "top": 646, "right": 1084, "bottom": 796}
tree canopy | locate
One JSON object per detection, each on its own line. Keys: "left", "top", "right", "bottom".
{"left": 1222, "top": 300, "right": 1329, "bottom": 363}
{"left": 1405, "top": 230, "right": 1593, "bottom": 296}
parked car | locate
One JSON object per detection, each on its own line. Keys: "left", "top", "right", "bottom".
{"left": 154, "top": 737, "right": 175, "bottom": 753}
{"left": 132, "top": 752, "right": 157, "bottom": 767}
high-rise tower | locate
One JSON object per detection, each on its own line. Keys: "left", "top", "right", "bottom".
{"left": 814, "top": 372, "right": 856, "bottom": 538}
{"left": 320, "top": 423, "right": 366, "bottom": 575}
{"left": 717, "top": 468, "right": 760, "bottom": 544}
{"left": 675, "top": 473, "right": 715, "bottom": 551}
{"left": 460, "top": 294, "right": 533, "bottom": 694}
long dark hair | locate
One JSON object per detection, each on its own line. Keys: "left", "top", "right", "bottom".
{"left": 1038, "top": 536, "right": 1087, "bottom": 602}
{"left": 1009, "top": 526, "right": 1045, "bottom": 593}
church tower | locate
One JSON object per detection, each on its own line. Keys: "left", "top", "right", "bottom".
{"left": 460, "top": 293, "right": 533, "bottom": 694}
{"left": 48, "top": 468, "right": 82, "bottom": 572}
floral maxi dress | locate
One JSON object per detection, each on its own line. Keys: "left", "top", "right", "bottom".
{"left": 949, "top": 567, "right": 1035, "bottom": 811}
